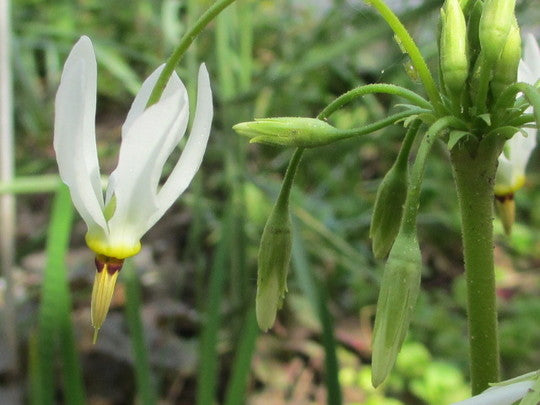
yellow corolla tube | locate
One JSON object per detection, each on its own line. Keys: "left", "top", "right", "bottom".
{"left": 53, "top": 36, "right": 214, "bottom": 342}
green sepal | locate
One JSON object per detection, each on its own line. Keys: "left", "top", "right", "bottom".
{"left": 447, "top": 130, "right": 471, "bottom": 150}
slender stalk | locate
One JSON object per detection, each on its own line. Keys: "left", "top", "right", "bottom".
{"left": 0, "top": 0, "right": 18, "bottom": 375}
{"left": 401, "top": 116, "right": 460, "bottom": 234}
{"left": 329, "top": 108, "right": 430, "bottom": 142}
{"left": 318, "top": 83, "right": 432, "bottom": 119}
{"left": 276, "top": 148, "right": 304, "bottom": 209}
{"left": 451, "top": 136, "right": 503, "bottom": 394}
{"left": 146, "top": 0, "right": 237, "bottom": 107}
{"left": 366, "top": 0, "right": 444, "bottom": 114}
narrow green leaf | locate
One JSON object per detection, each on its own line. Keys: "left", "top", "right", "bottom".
{"left": 123, "top": 260, "right": 158, "bottom": 405}
{"left": 291, "top": 226, "right": 342, "bottom": 405}
{"left": 37, "top": 185, "right": 77, "bottom": 405}
{"left": 223, "top": 309, "right": 258, "bottom": 405}
{"left": 196, "top": 211, "right": 232, "bottom": 405}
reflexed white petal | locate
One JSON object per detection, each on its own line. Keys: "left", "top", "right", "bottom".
{"left": 450, "top": 380, "right": 533, "bottom": 405}
{"left": 54, "top": 36, "right": 106, "bottom": 231}
{"left": 122, "top": 65, "right": 188, "bottom": 134}
{"left": 496, "top": 34, "right": 539, "bottom": 194}
{"left": 150, "top": 63, "right": 213, "bottom": 229}
{"left": 106, "top": 69, "right": 188, "bottom": 206}
{"left": 107, "top": 78, "right": 188, "bottom": 240}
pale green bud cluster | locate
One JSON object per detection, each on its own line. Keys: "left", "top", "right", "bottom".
{"left": 438, "top": 0, "right": 521, "bottom": 111}
{"left": 233, "top": 117, "right": 340, "bottom": 148}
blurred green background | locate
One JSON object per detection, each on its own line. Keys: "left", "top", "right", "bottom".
{"left": 1, "top": 0, "right": 539, "bottom": 404}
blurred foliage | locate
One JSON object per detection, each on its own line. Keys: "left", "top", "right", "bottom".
{"left": 7, "top": 0, "right": 540, "bottom": 403}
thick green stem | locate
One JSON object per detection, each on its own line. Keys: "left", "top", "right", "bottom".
{"left": 451, "top": 136, "right": 503, "bottom": 394}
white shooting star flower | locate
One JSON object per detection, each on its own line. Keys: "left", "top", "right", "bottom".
{"left": 495, "top": 34, "right": 539, "bottom": 234}
{"left": 451, "top": 370, "right": 540, "bottom": 405}
{"left": 54, "top": 36, "right": 213, "bottom": 341}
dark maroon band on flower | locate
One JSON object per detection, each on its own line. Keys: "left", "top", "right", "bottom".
{"left": 94, "top": 254, "right": 125, "bottom": 275}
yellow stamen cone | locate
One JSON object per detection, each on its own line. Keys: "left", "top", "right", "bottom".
{"left": 91, "top": 255, "right": 123, "bottom": 343}
{"left": 495, "top": 194, "right": 515, "bottom": 236}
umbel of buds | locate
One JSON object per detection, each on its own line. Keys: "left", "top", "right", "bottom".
{"left": 438, "top": 0, "right": 522, "bottom": 110}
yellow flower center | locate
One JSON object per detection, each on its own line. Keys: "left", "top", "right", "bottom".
{"left": 85, "top": 234, "right": 141, "bottom": 259}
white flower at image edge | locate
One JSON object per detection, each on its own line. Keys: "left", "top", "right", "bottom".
{"left": 450, "top": 379, "right": 534, "bottom": 405}
{"left": 54, "top": 35, "right": 212, "bottom": 259}
{"left": 54, "top": 36, "right": 212, "bottom": 340}
{"left": 495, "top": 33, "right": 540, "bottom": 197}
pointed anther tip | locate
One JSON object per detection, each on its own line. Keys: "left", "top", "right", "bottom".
{"left": 92, "top": 328, "right": 100, "bottom": 344}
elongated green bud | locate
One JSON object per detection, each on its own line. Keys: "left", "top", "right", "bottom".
{"left": 440, "top": 0, "right": 469, "bottom": 98}
{"left": 491, "top": 19, "right": 521, "bottom": 98}
{"left": 465, "top": 0, "right": 484, "bottom": 68}
{"left": 371, "top": 121, "right": 420, "bottom": 259}
{"left": 371, "top": 229, "right": 422, "bottom": 387}
{"left": 479, "top": 0, "right": 517, "bottom": 64}
{"left": 256, "top": 200, "right": 292, "bottom": 331}
{"left": 370, "top": 163, "right": 408, "bottom": 259}
{"left": 233, "top": 117, "right": 340, "bottom": 148}
{"left": 458, "top": 0, "right": 473, "bottom": 16}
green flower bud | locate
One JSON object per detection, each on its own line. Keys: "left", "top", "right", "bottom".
{"left": 256, "top": 199, "right": 292, "bottom": 331}
{"left": 458, "top": 0, "right": 473, "bottom": 16}
{"left": 491, "top": 18, "right": 521, "bottom": 98}
{"left": 233, "top": 117, "right": 340, "bottom": 148}
{"left": 479, "top": 0, "right": 517, "bottom": 64}
{"left": 465, "top": 0, "right": 484, "bottom": 68}
{"left": 370, "top": 162, "right": 408, "bottom": 259}
{"left": 371, "top": 229, "right": 422, "bottom": 387}
{"left": 440, "top": 0, "right": 469, "bottom": 98}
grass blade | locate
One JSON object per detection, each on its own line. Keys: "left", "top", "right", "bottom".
{"left": 223, "top": 308, "right": 258, "bottom": 405}
{"left": 291, "top": 224, "right": 342, "bottom": 405}
{"left": 123, "top": 259, "right": 158, "bottom": 405}
{"left": 37, "top": 185, "right": 80, "bottom": 404}
{"left": 196, "top": 210, "right": 232, "bottom": 405}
